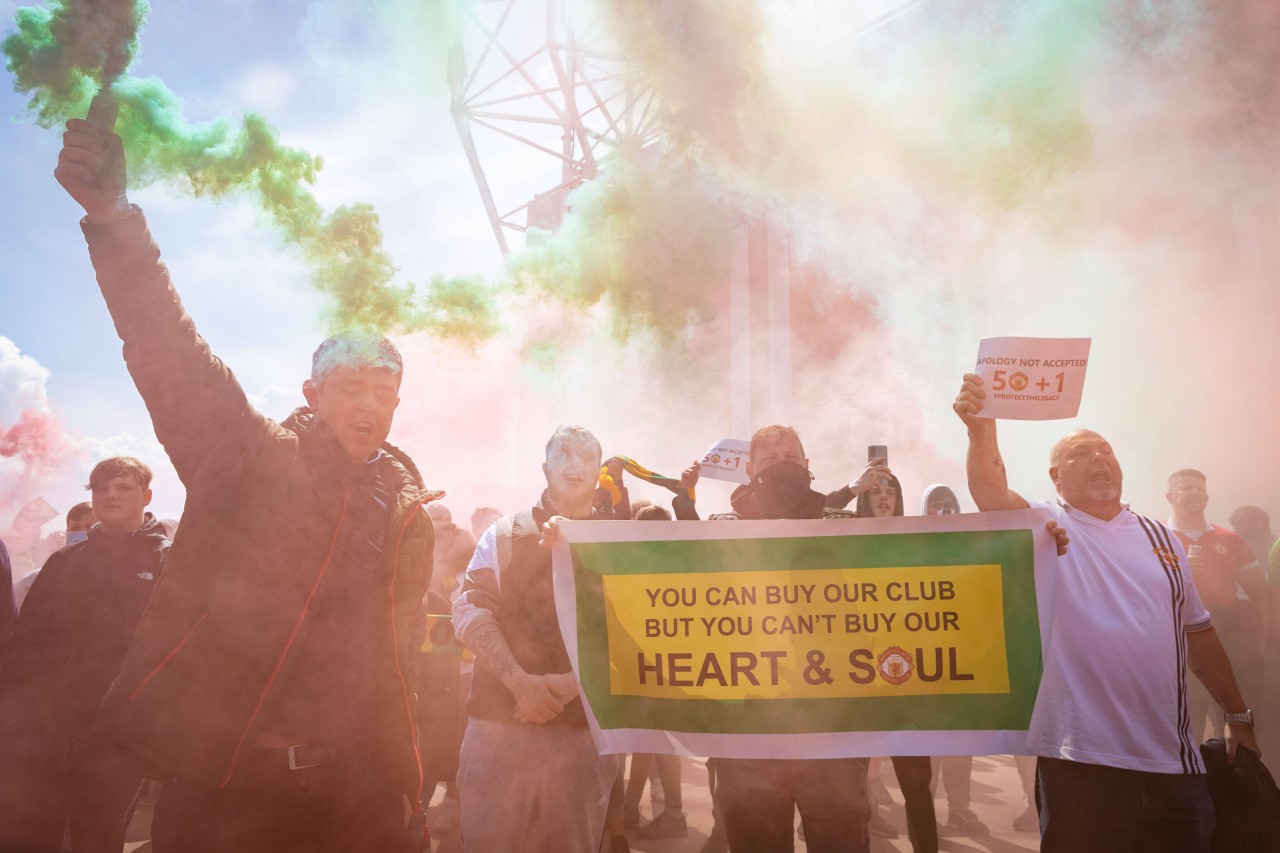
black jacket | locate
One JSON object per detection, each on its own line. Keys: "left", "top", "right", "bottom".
{"left": 1200, "top": 737, "right": 1280, "bottom": 853}
{"left": 712, "top": 482, "right": 856, "bottom": 522}
{"left": 0, "top": 539, "right": 13, "bottom": 652}
{"left": 0, "top": 514, "right": 169, "bottom": 748}
{"left": 83, "top": 210, "right": 435, "bottom": 795}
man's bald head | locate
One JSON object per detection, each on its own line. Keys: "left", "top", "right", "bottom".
{"left": 1049, "top": 429, "right": 1106, "bottom": 468}
{"left": 1049, "top": 429, "right": 1123, "bottom": 510}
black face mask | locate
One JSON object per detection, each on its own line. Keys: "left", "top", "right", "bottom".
{"left": 750, "top": 461, "right": 822, "bottom": 519}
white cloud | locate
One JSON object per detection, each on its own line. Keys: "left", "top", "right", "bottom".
{"left": 0, "top": 339, "right": 188, "bottom": 526}
{"left": 0, "top": 335, "right": 52, "bottom": 416}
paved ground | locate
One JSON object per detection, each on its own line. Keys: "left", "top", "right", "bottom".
{"left": 422, "top": 753, "right": 1043, "bottom": 852}
{"left": 125, "top": 754, "right": 1043, "bottom": 852}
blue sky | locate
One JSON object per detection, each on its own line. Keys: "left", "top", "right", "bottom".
{"left": 0, "top": 0, "right": 505, "bottom": 521}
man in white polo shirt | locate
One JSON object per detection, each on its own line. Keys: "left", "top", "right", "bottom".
{"left": 952, "top": 373, "right": 1260, "bottom": 853}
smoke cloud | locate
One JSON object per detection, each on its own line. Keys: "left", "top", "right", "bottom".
{"left": 6, "top": 0, "right": 1277, "bottom": 521}
{"left": 0, "top": 337, "right": 80, "bottom": 529}
{"left": 510, "top": 158, "right": 733, "bottom": 338}
{"left": 4, "top": 0, "right": 499, "bottom": 342}
{"left": 0, "top": 337, "right": 181, "bottom": 552}
{"left": 395, "top": 0, "right": 1279, "bottom": 519}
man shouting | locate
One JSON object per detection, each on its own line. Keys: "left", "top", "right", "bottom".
{"left": 54, "top": 109, "right": 436, "bottom": 852}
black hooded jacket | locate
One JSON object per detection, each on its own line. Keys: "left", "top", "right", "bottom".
{"left": 0, "top": 514, "right": 169, "bottom": 736}
{"left": 81, "top": 210, "right": 436, "bottom": 795}
{"left": 715, "top": 462, "right": 855, "bottom": 522}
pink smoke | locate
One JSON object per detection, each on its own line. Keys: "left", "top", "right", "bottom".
{"left": 0, "top": 409, "right": 79, "bottom": 473}
{"left": 0, "top": 408, "right": 82, "bottom": 573}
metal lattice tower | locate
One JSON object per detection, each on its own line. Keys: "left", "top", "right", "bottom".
{"left": 448, "top": 0, "right": 927, "bottom": 435}
{"left": 449, "top": 0, "right": 662, "bottom": 257}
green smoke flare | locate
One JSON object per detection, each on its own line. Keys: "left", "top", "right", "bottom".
{"left": 3, "top": 0, "right": 142, "bottom": 126}
{"left": 4, "top": 0, "right": 498, "bottom": 342}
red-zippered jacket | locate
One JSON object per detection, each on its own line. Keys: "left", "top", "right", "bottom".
{"left": 81, "top": 209, "right": 437, "bottom": 798}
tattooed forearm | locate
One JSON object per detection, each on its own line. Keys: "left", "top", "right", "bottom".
{"left": 993, "top": 457, "right": 1006, "bottom": 473}
{"left": 471, "top": 627, "right": 522, "bottom": 681}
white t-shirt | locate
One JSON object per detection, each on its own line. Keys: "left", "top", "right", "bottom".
{"left": 1027, "top": 500, "right": 1212, "bottom": 774}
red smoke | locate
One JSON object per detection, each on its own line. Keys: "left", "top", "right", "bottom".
{"left": 0, "top": 409, "right": 79, "bottom": 479}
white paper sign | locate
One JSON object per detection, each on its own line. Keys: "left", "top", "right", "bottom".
{"left": 698, "top": 438, "right": 751, "bottom": 484}
{"left": 974, "top": 337, "right": 1091, "bottom": 421}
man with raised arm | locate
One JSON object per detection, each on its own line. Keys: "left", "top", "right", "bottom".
{"left": 54, "top": 112, "right": 436, "bottom": 852}
{"left": 953, "top": 373, "right": 1259, "bottom": 853}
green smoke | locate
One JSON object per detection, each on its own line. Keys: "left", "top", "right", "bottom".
{"left": 4, "top": 0, "right": 143, "bottom": 126}
{"left": 602, "top": 0, "right": 776, "bottom": 166}
{"left": 508, "top": 154, "right": 732, "bottom": 339}
{"left": 4, "top": 0, "right": 498, "bottom": 342}
{"left": 889, "top": 0, "right": 1104, "bottom": 210}
{"left": 600, "top": 0, "right": 1105, "bottom": 212}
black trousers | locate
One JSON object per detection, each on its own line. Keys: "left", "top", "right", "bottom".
{"left": 1035, "top": 757, "right": 1213, "bottom": 853}
{"left": 0, "top": 732, "right": 142, "bottom": 853}
{"left": 152, "top": 753, "right": 420, "bottom": 853}
{"left": 890, "top": 756, "right": 937, "bottom": 853}
{"left": 716, "top": 757, "right": 870, "bottom": 853}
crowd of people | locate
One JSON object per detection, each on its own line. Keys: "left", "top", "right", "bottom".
{"left": 2, "top": 431, "right": 1276, "bottom": 852}
{"left": 0, "top": 100, "right": 1275, "bottom": 853}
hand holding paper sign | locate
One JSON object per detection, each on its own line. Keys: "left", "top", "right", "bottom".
{"left": 953, "top": 375, "right": 1075, "bottom": 553}
{"left": 699, "top": 438, "right": 750, "bottom": 485}
{"left": 972, "top": 337, "right": 1091, "bottom": 421}
{"left": 1048, "top": 522, "right": 1069, "bottom": 555}
{"left": 12, "top": 497, "right": 58, "bottom": 535}
{"left": 952, "top": 373, "right": 990, "bottom": 430}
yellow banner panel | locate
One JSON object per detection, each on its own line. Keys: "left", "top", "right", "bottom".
{"left": 603, "top": 565, "right": 1007, "bottom": 700}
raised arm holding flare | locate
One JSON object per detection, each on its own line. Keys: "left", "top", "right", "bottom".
{"left": 55, "top": 110, "right": 437, "bottom": 852}
{"left": 56, "top": 117, "right": 131, "bottom": 223}
{"left": 951, "top": 372, "right": 1258, "bottom": 853}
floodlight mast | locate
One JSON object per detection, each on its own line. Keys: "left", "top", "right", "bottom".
{"left": 447, "top": 1, "right": 920, "bottom": 433}
{"left": 449, "top": 0, "right": 660, "bottom": 258}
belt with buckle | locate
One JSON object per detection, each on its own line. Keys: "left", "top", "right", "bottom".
{"left": 246, "top": 743, "right": 341, "bottom": 772}
{"left": 286, "top": 743, "right": 340, "bottom": 770}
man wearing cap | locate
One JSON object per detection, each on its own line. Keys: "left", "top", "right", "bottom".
{"left": 55, "top": 113, "right": 436, "bottom": 852}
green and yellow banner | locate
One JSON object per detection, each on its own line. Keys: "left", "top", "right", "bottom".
{"left": 551, "top": 510, "right": 1056, "bottom": 758}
